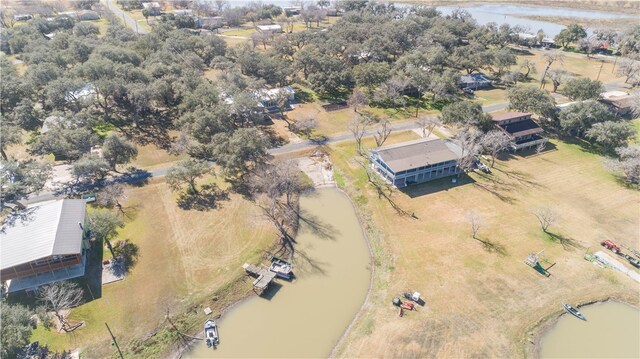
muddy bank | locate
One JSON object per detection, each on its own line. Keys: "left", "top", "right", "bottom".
{"left": 525, "top": 295, "right": 640, "bottom": 358}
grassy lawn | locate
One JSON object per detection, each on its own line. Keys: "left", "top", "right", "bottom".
{"left": 473, "top": 87, "right": 509, "bottom": 106}
{"left": 131, "top": 142, "right": 186, "bottom": 170}
{"left": 329, "top": 134, "right": 640, "bottom": 358}
{"left": 29, "top": 178, "right": 276, "bottom": 357}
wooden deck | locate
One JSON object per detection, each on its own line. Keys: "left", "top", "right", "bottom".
{"left": 242, "top": 263, "right": 277, "bottom": 293}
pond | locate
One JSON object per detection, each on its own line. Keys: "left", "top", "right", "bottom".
{"left": 435, "top": 3, "right": 635, "bottom": 37}
{"left": 540, "top": 301, "right": 640, "bottom": 358}
{"left": 186, "top": 188, "right": 371, "bottom": 358}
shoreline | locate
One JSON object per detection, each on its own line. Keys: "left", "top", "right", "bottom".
{"left": 395, "top": 0, "right": 640, "bottom": 15}
{"left": 328, "top": 187, "right": 376, "bottom": 359}
{"left": 524, "top": 296, "right": 640, "bottom": 358}
{"left": 174, "top": 184, "right": 376, "bottom": 359}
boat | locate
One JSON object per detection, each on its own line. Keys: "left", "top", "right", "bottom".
{"left": 563, "top": 303, "right": 586, "bottom": 321}
{"left": 204, "top": 320, "right": 219, "bottom": 348}
{"left": 269, "top": 257, "right": 293, "bottom": 279}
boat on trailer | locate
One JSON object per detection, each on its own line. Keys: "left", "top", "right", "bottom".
{"left": 269, "top": 256, "right": 293, "bottom": 279}
{"left": 204, "top": 319, "right": 219, "bottom": 348}
{"left": 563, "top": 303, "right": 586, "bottom": 321}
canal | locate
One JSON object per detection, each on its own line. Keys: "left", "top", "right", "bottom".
{"left": 187, "top": 188, "right": 371, "bottom": 358}
{"left": 540, "top": 301, "right": 640, "bottom": 358}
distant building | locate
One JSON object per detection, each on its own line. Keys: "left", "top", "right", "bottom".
{"left": 326, "top": 8, "right": 339, "bottom": 16}
{"left": 541, "top": 38, "right": 555, "bottom": 48}
{"left": 253, "top": 86, "right": 295, "bottom": 112}
{"left": 77, "top": 10, "right": 100, "bottom": 21}
{"left": 13, "top": 14, "right": 33, "bottom": 21}
{"left": 1, "top": 200, "right": 89, "bottom": 294}
{"left": 371, "top": 138, "right": 463, "bottom": 188}
{"left": 256, "top": 24, "right": 282, "bottom": 33}
{"left": 282, "top": 7, "right": 302, "bottom": 15}
{"left": 142, "top": 2, "right": 161, "bottom": 16}
{"left": 491, "top": 112, "right": 547, "bottom": 151}
{"left": 57, "top": 11, "right": 78, "bottom": 18}
{"left": 196, "top": 16, "right": 225, "bottom": 30}
{"left": 458, "top": 72, "right": 492, "bottom": 90}
{"left": 173, "top": 9, "right": 192, "bottom": 16}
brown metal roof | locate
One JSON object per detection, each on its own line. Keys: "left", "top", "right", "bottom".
{"left": 373, "top": 139, "right": 463, "bottom": 173}
{"left": 490, "top": 111, "right": 531, "bottom": 122}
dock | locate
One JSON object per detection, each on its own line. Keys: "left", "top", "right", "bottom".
{"left": 242, "top": 263, "right": 277, "bottom": 294}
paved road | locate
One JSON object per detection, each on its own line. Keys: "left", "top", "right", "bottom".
{"left": 100, "top": 0, "right": 148, "bottom": 35}
{"left": 22, "top": 103, "right": 512, "bottom": 204}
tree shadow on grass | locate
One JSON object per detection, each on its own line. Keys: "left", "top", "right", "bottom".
{"left": 546, "top": 231, "right": 584, "bottom": 251}
{"left": 177, "top": 185, "right": 229, "bottom": 211}
{"left": 474, "top": 236, "right": 508, "bottom": 256}
{"left": 472, "top": 182, "right": 517, "bottom": 204}
{"left": 113, "top": 239, "right": 140, "bottom": 274}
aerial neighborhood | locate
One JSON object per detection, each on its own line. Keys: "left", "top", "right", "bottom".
{"left": 1, "top": 0, "right": 639, "bottom": 358}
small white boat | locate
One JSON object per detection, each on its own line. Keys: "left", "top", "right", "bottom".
{"left": 269, "top": 257, "right": 293, "bottom": 279}
{"left": 204, "top": 320, "right": 219, "bottom": 348}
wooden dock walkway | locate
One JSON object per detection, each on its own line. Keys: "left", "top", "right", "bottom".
{"left": 242, "top": 263, "right": 277, "bottom": 293}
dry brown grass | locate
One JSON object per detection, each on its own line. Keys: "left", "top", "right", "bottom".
{"left": 329, "top": 134, "right": 640, "bottom": 358}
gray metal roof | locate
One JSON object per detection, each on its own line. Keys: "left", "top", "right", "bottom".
{"left": 1, "top": 199, "right": 86, "bottom": 270}
{"left": 373, "top": 138, "right": 463, "bottom": 173}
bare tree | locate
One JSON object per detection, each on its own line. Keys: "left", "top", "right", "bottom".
{"left": 374, "top": 119, "right": 392, "bottom": 147}
{"left": 520, "top": 59, "right": 537, "bottom": 80}
{"left": 97, "top": 183, "right": 126, "bottom": 213}
{"left": 250, "top": 159, "right": 304, "bottom": 207}
{"left": 539, "top": 51, "right": 565, "bottom": 89}
{"left": 415, "top": 116, "right": 441, "bottom": 138}
{"left": 348, "top": 116, "right": 370, "bottom": 154}
{"left": 467, "top": 210, "right": 482, "bottom": 239}
{"left": 348, "top": 88, "right": 368, "bottom": 113}
{"left": 544, "top": 69, "right": 571, "bottom": 92}
{"left": 291, "top": 116, "right": 317, "bottom": 138}
{"left": 535, "top": 141, "right": 547, "bottom": 154}
{"left": 38, "top": 281, "right": 84, "bottom": 331}
{"left": 533, "top": 206, "right": 559, "bottom": 232}
{"left": 256, "top": 194, "right": 298, "bottom": 250}
{"left": 616, "top": 57, "right": 640, "bottom": 84}
{"left": 481, "top": 130, "right": 513, "bottom": 167}
{"left": 455, "top": 129, "right": 482, "bottom": 176}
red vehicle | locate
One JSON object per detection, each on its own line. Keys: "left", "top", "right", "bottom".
{"left": 601, "top": 240, "right": 621, "bottom": 254}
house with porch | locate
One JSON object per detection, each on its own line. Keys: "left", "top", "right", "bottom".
{"left": 491, "top": 112, "right": 547, "bottom": 151}
{"left": 253, "top": 86, "right": 295, "bottom": 112}
{"left": 458, "top": 72, "right": 492, "bottom": 90}
{"left": 1, "top": 199, "right": 89, "bottom": 295}
{"left": 371, "top": 138, "right": 463, "bottom": 188}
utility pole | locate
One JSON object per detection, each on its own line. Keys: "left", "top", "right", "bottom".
{"left": 596, "top": 62, "right": 604, "bottom": 81}
{"left": 105, "top": 322, "right": 125, "bottom": 359}
{"left": 612, "top": 56, "right": 618, "bottom": 73}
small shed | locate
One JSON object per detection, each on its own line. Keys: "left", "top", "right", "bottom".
{"left": 257, "top": 24, "right": 282, "bottom": 33}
